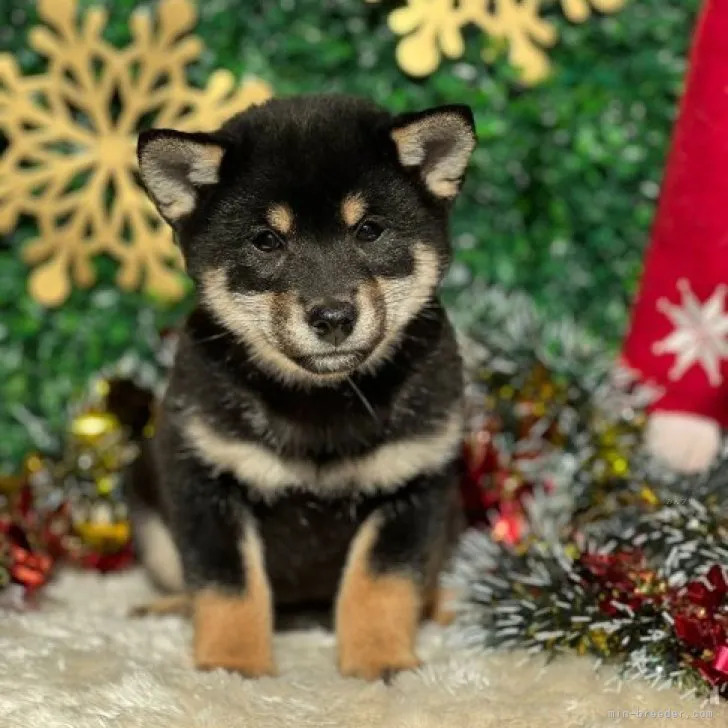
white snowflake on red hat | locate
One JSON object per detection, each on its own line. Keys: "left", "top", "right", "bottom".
{"left": 652, "top": 279, "right": 728, "bottom": 386}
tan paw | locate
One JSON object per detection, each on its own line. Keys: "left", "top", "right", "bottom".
{"left": 336, "top": 517, "right": 424, "bottom": 683}
{"left": 194, "top": 590, "right": 276, "bottom": 678}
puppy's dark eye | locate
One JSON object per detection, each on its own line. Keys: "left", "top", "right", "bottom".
{"left": 355, "top": 220, "right": 384, "bottom": 243}
{"left": 252, "top": 230, "right": 284, "bottom": 252}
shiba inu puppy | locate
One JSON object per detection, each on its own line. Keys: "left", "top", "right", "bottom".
{"left": 131, "top": 94, "right": 476, "bottom": 681}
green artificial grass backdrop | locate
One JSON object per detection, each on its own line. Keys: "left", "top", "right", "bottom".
{"left": 0, "top": 0, "right": 701, "bottom": 472}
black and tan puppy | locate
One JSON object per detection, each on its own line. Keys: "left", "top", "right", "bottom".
{"left": 130, "top": 94, "right": 476, "bottom": 681}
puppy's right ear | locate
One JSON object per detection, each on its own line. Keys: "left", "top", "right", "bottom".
{"left": 137, "top": 129, "right": 226, "bottom": 226}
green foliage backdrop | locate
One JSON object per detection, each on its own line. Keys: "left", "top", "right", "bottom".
{"left": 0, "top": 0, "right": 700, "bottom": 472}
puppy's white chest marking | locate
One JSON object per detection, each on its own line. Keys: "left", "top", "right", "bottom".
{"left": 183, "top": 410, "right": 463, "bottom": 497}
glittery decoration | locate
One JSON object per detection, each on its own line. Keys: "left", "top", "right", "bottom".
{"left": 457, "top": 282, "right": 656, "bottom": 544}
{"left": 20, "top": 382, "right": 144, "bottom": 570}
{"left": 0, "top": 0, "right": 272, "bottom": 306}
{"left": 0, "top": 368, "right": 164, "bottom": 604}
{"left": 1, "top": 470, "right": 57, "bottom": 604}
{"left": 366, "top": 0, "right": 626, "bottom": 84}
{"left": 452, "top": 288, "right": 728, "bottom": 700}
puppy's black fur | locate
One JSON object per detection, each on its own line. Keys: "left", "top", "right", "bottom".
{"left": 131, "top": 94, "right": 476, "bottom": 680}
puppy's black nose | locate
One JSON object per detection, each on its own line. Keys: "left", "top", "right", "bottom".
{"left": 306, "top": 301, "right": 357, "bottom": 346}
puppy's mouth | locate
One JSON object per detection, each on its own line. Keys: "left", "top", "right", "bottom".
{"left": 292, "top": 349, "right": 369, "bottom": 375}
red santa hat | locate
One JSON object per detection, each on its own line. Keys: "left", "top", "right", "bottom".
{"left": 622, "top": 0, "right": 728, "bottom": 471}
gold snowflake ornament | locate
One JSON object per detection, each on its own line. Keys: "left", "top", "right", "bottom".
{"left": 366, "top": 0, "right": 626, "bottom": 85}
{"left": 0, "top": 0, "right": 272, "bottom": 306}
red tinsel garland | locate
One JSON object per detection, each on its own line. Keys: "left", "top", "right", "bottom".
{"left": 0, "top": 474, "right": 137, "bottom": 602}
{"left": 461, "top": 415, "right": 537, "bottom": 545}
{"left": 0, "top": 477, "right": 55, "bottom": 599}
{"left": 577, "top": 549, "right": 728, "bottom": 690}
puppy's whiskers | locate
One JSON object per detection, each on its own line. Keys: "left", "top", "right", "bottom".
{"left": 346, "top": 376, "right": 380, "bottom": 424}
{"left": 193, "top": 330, "right": 233, "bottom": 345}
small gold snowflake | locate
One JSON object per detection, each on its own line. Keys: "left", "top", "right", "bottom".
{"left": 366, "top": 0, "right": 626, "bottom": 84}
{"left": 0, "top": 0, "right": 272, "bottom": 306}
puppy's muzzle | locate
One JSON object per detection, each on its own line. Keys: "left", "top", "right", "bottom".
{"left": 306, "top": 299, "right": 358, "bottom": 347}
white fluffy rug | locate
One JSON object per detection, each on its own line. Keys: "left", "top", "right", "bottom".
{"left": 0, "top": 568, "right": 724, "bottom": 728}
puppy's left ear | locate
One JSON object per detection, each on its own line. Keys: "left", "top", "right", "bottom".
{"left": 390, "top": 105, "right": 476, "bottom": 200}
{"left": 137, "top": 129, "right": 226, "bottom": 226}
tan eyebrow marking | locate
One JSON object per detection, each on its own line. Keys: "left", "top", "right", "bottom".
{"left": 341, "top": 193, "right": 367, "bottom": 228}
{"left": 266, "top": 203, "right": 294, "bottom": 235}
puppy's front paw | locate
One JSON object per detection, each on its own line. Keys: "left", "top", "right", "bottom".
{"left": 336, "top": 566, "right": 422, "bottom": 682}
{"left": 193, "top": 590, "right": 277, "bottom": 678}
{"left": 339, "top": 645, "right": 421, "bottom": 682}
{"left": 336, "top": 517, "right": 425, "bottom": 682}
